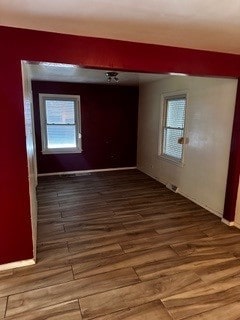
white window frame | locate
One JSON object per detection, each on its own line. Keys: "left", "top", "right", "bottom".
{"left": 39, "top": 94, "right": 82, "bottom": 154}
{"left": 158, "top": 92, "right": 187, "bottom": 165}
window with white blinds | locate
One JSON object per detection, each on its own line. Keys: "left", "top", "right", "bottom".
{"left": 39, "top": 94, "right": 82, "bottom": 154}
{"left": 161, "top": 95, "right": 186, "bottom": 162}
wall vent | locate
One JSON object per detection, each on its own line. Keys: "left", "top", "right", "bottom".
{"left": 166, "top": 183, "right": 179, "bottom": 193}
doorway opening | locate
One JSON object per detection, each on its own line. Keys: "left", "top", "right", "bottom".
{"left": 21, "top": 60, "right": 238, "bottom": 261}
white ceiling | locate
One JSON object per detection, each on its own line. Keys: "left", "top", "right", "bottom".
{"left": 1, "top": 0, "right": 240, "bottom": 54}
{"left": 28, "top": 62, "right": 168, "bottom": 85}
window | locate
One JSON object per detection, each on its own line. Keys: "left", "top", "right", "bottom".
{"left": 160, "top": 94, "right": 187, "bottom": 163}
{"left": 39, "top": 94, "right": 82, "bottom": 154}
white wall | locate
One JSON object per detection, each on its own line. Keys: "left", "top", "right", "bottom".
{"left": 137, "top": 76, "right": 237, "bottom": 216}
{"left": 21, "top": 62, "right": 38, "bottom": 261}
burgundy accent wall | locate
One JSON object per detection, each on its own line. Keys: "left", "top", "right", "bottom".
{"left": 0, "top": 25, "right": 240, "bottom": 264}
{"left": 32, "top": 81, "right": 138, "bottom": 173}
{"left": 223, "top": 80, "right": 240, "bottom": 221}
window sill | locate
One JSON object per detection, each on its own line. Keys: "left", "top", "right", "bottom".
{"left": 42, "top": 149, "right": 83, "bottom": 155}
{"left": 158, "top": 154, "right": 184, "bottom": 167}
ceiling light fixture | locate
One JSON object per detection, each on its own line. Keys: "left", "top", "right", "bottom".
{"left": 105, "top": 71, "right": 119, "bottom": 83}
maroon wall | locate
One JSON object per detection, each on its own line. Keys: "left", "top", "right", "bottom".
{"left": 223, "top": 80, "right": 240, "bottom": 221}
{"left": 0, "top": 25, "right": 240, "bottom": 265}
{"left": 32, "top": 81, "right": 138, "bottom": 173}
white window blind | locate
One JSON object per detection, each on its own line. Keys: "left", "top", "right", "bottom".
{"left": 39, "top": 94, "right": 82, "bottom": 154}
{"left": 162, "top": 95, "right": 186, "bottom": 161}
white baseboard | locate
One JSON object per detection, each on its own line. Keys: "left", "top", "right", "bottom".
{"left": 221, "top": 218, "right": 235, "bottom": 226}
{"left": 233, "top": 221, "right": 240, "bottom": 229}
{"left": 137, "top": 167, "right": 222, "bottom": 218}
{"left": 178, "top": 190, "right": 222, "bottom": 218}
{"left": 0, "top": 258, "right": 35, "bottom": 272}
{"left": 38, "top": 167, "right": 137, "bottom": 177}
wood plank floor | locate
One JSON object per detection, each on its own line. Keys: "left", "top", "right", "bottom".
{"left": 1, "top": 169, "right": 240, "bottom": 319}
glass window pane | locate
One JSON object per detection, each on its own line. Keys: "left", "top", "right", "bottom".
{"left": 163, "top": 128, "right": 183, "bottom": 159}
{"left": 47, "top": 125, "right": 76, "bottom": 149}
{"left": 166, "top": 98, "right": 186, "bottom": 129}
{"left": 45, "top": 100, "right": 75, "bottom": 124}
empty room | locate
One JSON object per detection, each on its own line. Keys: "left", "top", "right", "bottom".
{"left": 1, "top": 1, "right": 240, "bottom": 319}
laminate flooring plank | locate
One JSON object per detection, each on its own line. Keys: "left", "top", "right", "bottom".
{"left": 38, "top": 223, "right": 65, "bottom": 236}
{"left": 200, "top": 223, "right": 240, "bottom": 237}
{"left": 79, "top": 271, "right": 202, "bottom": 319}
{"left": 171, "top": 237, "right": 240, "bottom": 257}
{"left": 68, "top": 243, "right": 124, "bottom": 264}
{"left": 123, "top": 216, "right": 215, "bottom": 232}
{"left": 37, "top": 242, "right": 69, "bottom": 260}
{"left": 0, "top": 266, "right": 73, "bottom": 298}
{"left": 162, "top": 277, "right": 240, "bottom": 319}
{"left": 61, "top": 213, "right": 142, "bottom": 224}
{"left": 194, "top": 257, "right": 240, "bottom": 283}
{"left": 59, "top": 200, "right": 107, "bottom": 209}
{"left": 119, "top": 229, "right": 208, "bottom": 253}
{"left": 38, "top": 212, "right": 62, "bottom": 222}
{"left": 67, "top": 230, "right": 159, "bottom": 253}
{"left": 72, "top": 246, "right": 177, "bottom": 279}
{"left": 0, "top": 297, "right": 7, "bottom": 319}
{"left": 6, "top": 268, "right": 139, "bottom": 317}
{"left": 38, "top": 204, "right": 61, "bottom": 212}
{"left": 15, "top": 244, "right": 124, "bottom": 274}
{"left": 59, "top": 200, "right": 108, "bottom": 209}
{"left": 185, "top": 300, "right": 240, "bottom": 320}
{"left": 64, "top": 222, "right": 125, "bottom": 233}
{"left": 61, "top": 209, "right": 114, "bottom": 219}
{"left": 135, "top": 252, "right": 239, "bottom": 281}
{"left": 0, "top": 270, "right": 13, "bottom": 279}
{"left": 201, "top": 233, "right": 240, "bottom": 255}
{"left": 58, "top": 193, "right": 101, "bottom": 204}
{"left": 93, "top": 300, "right": 172, "bottom": 320}
{"left": 4, "top": 300, "right": 82, "bottom": 320}
{"left": 39, "top": 226, "right": 127, "bottom": 244}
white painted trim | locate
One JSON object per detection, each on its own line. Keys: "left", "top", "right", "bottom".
{"left": 0, "top": 259, "right": 35, "bottom": 272}
{"left": 38, "top": 167, "right": 137, "bottom": 177}
{"left": 233, "top": 221, "right": 240, "bottom": 229}
{"left": 221, "top": 218, "right": 235, "bottom": 226}
{"left": 158, "top": 91, "right": 188, "bottom": 166}
{"left": 21, "top": 61, "right": 38, "bottom": 261}
{"left": 39, "top": 93, "right": 82, "bottom": 155}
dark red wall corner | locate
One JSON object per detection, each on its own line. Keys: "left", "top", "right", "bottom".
{"left": 0, "top": 61, "right": 33, "bottom": 264}
{"left": 32, "top": 81, "right": 139, "bottom": 174}
{"left": 223, "top": 79, "right": 240, "bottom": 222}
